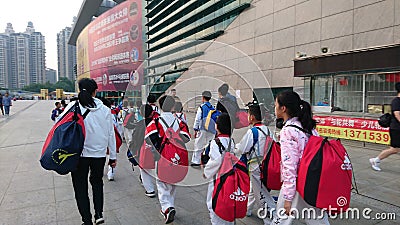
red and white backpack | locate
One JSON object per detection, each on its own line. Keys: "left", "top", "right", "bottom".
{"left": 156, "top": 118, "right": 189, "bottom": 184}
{"left": 212, "top": 139, "right": 250, "bottom": 222}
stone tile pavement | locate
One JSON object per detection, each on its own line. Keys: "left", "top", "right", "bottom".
{"left": 0, "top": 100, "right": 399, "bottom": 225}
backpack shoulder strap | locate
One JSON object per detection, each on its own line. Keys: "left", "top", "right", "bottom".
{"left": 286, "top": 124, "right": 312, "bottom": 135}
{"left": 159, "top": 117, "right": 177, "bottom": 130}
{"left": 255, "top": 126, "right": 269, "bottom": 137}
{"left": 82, "top": 109, "right": 90, "bottom": 119}
{"left": 251, "top": 127, "right": 259, "bottom": 147}
{"left": 214, "top": 138, "right": 226, "bottom": 154}
{"left": 248, "top": 126, "right": 270, "bottom": 167}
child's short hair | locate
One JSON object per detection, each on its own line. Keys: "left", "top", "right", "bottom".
{"left": 174, "top": 101, "right": 183, "bottom": 113}
{"left": 55, "top": 102, "right": 60, "bottom": 107}
{"left": 218, "top": 83, "right": 229, "bottom": 96}
{"left": 248, "top": 104, "right": 262, "bottom": 121}
{"left": 216, "top": 113, "right": 232, "bottom": 136}
{"left": 140, "top": 104, "right": 153, "bottom": 118}
{"left": 147, "top": 95, "right": 157, "bottom": 104}
{"left": 202, "top": 91, "right": 212, "bottom": 101}
{"left": 159, "top": 95, "right": 175, "bottom": 112}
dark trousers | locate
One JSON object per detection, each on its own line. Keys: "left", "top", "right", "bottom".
{"left": 71, "top": 157, "right": 106, "bottom": 223}
{"left": 0, "top": 105, "right": 3, "bottom": 115}
{"left": 4, "top": 106, "right": 9, "bottom": 115}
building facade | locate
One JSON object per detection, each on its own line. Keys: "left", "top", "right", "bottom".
{"left": 45, "top": 68, "right": 57, "bottom": 84}
{"left": 0, "top": 22, "right": 46, "bottom": 89}
{"left": 57, "top": 21, "right": 77, "bottom": 81}
{"left": 142, "top": 0, "right": 400, "bottom": 115}
{"left": 70, "top": 0, "right": 400, "bottom": 115}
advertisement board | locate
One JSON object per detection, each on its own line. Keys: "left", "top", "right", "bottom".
{"left": 76, "top": 0, "right": 143, "bottom": 91}
{"left": 314, "top": 115, "right": 390, "bottom": 145}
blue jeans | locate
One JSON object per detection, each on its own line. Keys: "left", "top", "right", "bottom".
{"left": 4, "top": 106, "right": 10, "bottom": 115}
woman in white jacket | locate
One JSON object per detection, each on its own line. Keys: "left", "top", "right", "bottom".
{"left": 59, "top": 78, "right": 117, "bottom": 225}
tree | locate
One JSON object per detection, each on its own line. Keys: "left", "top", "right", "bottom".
{"left": 54, "top": 77, "right": 75, "bottom": 92}
{"left": 22, "top": 78, "right": 75, "bottom": 92}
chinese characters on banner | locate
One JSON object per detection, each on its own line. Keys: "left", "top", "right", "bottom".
{"left": 77, "top": 0, "right": 143, "bottom": 91}
{"left": 314, "top": 115, "right": 390, "bottom": 145}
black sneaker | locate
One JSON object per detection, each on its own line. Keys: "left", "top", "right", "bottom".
{"left": 81, "top": 222, "right": 93, "bottom": 225}
{"left": 190, "top": 163, "right": 201, "bottom": 168}
{"left": 160, "top": 207, "right": 175, "bottom": 224}
{"left": 94, "top": 213, "right": 104, "bottom": 224}
{"left": 145, "top": 191, "right": 156, "bottom": 198}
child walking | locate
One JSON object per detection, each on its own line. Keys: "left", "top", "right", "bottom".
{"left": 138, "top": 104, "right": 156, "bottom": 198}
{"left": 191, "top": 91, "right": 216, "bottom": 167}
{"left": 235, "top": 104, "right": 276, "bottom": 224}
{"left": 203, "top": 113, "right": 235, "bottom": 225}
{"left": 271, "top": 91, "right": 329, "bottom": 225}
{"left": 144, "top": 95, "right": 190, "bottom": 224}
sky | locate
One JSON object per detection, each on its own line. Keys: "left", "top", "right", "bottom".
{"left": 0, "top": 0, "right": 83, "bottom": 73}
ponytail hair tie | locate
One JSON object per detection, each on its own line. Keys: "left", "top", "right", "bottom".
{"left": 300, "top": 100, "right": 305, "bottom": 109}
{"left": 82, "top": 88, "right": 87, "bottom": 91}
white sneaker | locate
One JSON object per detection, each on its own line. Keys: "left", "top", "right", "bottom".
{"left": 107, "top": 166, "right": 115, "bottom": 181}
{"left": 369, "top": 158, "right": 381, "bottom": 171}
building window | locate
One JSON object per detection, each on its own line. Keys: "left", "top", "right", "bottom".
{"left": 306, "top": 72, "right": 400, "bottom": 114}
{"left": 311, "top": 76, "right": 332, "bottom": 107}
{"left": 334, "top": 75, "right": 363, "bottom": 112}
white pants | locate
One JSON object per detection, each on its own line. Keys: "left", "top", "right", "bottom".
{"left": 270, "top": 191, "right": 330, "bottom": 225}
{"left": 140, "top": 168, "right": 155, "bottom": 193}
{"left": 210, "top": 210, "right": 234, "bottom": 225}
{"left": 207, "top": 182, "right": 234, "bottom": 225}
{"left": 124, "top": 127, "right": 133, "bottom": 146}
{"left": 156, "top": 179, "right": 176, "bottom": 212}
{"left": 248, "top": 168, "right": 276, "bottom": 224}
{"left": 191, "top": 130, "right": 215, "bottom": 164}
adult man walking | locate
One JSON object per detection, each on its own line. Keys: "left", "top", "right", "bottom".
{"left": 2, "top": 92, "right": 12, "bottom": 116}
{"left": 370, "top": 82, "right": 400, "bottom": 171}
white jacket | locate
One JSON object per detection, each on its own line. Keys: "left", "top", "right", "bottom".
{"left": 235, "top": 125, "right": 274, "bottom": 171}
{"left": 57, "top": 98, "right": 117, "bottom": 159}
{"left": 204, "top": 136, "right": 235, "bottom": 212}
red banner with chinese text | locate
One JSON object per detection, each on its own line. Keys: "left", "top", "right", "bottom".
{"left": 77, "top": 0, "right": 143, "bottom": 91}
{"left": 314, "top": 115, "right": 390, "bottom": 145}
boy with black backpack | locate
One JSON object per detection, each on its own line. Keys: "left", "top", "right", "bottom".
{"left": 235, "top": 104, "right": 276, "bottom": 223}
{"left": 144, "top": 95, "right": 190, "bottom": 224}
{"left": 191, "top": 91, "right": 218, "bottom": 167}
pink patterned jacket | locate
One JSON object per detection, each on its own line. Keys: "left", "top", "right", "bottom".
{"left": 280, "top": 117, "right": 318, "bottom": 201}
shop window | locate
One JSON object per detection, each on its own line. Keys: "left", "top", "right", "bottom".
{"left": 311, "top": 76, "right": 332, "bottom": 107}
{"left": 334, "top": 75, "right": 363, "bottom": 112}
{"left": 365, "top": 73, "right": 398, "bottom": 113}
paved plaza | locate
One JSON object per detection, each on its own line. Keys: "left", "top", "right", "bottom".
{"left": 0, "top": 100, "right": 399, "bottom": 225}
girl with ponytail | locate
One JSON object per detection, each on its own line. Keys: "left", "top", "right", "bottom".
{"left": 63, "top": 78, "right": 117, "bottom": 225}
{"left": 78, "top": 78, "right": 97, "bottom": 108}
{"left": 272, "top": 91, "right": 330, "bottom": 225}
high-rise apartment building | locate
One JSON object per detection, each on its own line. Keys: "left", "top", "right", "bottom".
{"left": 0, "top": 22, "right": 46, "bottom": 89}
{"left": 45, "top": 68, "right": 57, "bottom": 84}
{"left": 57, "top": 18, "right": 77, "bottom": 81}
